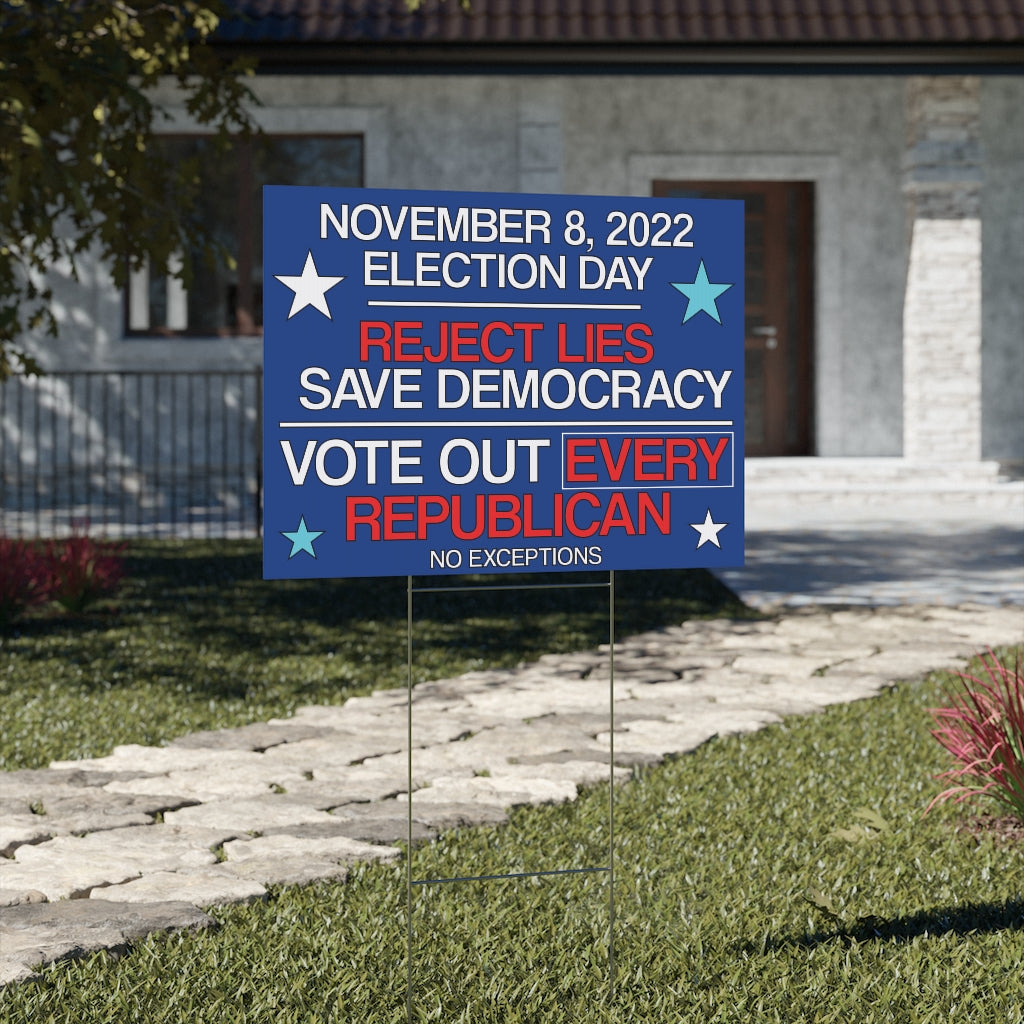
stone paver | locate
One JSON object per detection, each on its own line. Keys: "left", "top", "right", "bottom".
{"left": 0, "top": 826, "right": 235, "bottom": 902}
{"left": 0, "top": 821, "right": 56, "bottom": 859}
{"left": 215, "top": 856, "right": 350, "bottom": 889}
{"left": 0, "top": 900, "right": 215, "bottom": 986}
{"left": 162, "top": 797, "right": 340, "bottom": 832}
{"left": 219, "top": 833, "right": 400, "bottom": 866}
{"left": 1, "top": 603, "right": 1020, "bottom": 985}
{"left": 94, "top": 869, "right": 268, "bottom": 908}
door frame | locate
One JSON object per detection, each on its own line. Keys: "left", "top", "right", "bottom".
{"left": 653, "top": 179, "right": 815, "bottom": 455}
{"left": 629, "top": 154, "right": 843, "bottom": 455}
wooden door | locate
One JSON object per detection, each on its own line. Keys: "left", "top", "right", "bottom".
{"left": 653, "top": 181, "right": 814, "bottom": 455}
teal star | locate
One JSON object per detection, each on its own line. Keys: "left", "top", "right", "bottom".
{"left": 670, "top": 261, "right": 734, "bottom": 324}
{"left": 281, "top": 516, "right": 323, "bottom": 559}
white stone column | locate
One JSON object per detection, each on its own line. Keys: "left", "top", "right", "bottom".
{"left": 902, "top": 77, "right": 983, "bottom": 462}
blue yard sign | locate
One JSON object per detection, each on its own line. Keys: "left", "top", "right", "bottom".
{"left": 263, "top": 187, "right": 744, "bottom": 579}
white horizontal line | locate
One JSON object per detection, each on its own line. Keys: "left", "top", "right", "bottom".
{"left": 278, "top": 421, "right": 734, "bottom": 429}
{"left": 366, "top": 301, "right": 643, "bottom": 310}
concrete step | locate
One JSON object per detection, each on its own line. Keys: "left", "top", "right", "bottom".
{"left": 744, "top": 458, "right": 1012, "bottom": 488}
{"left": 747, "top": 484, "right": 1023, "bottom": 507}
{"left": 739, "top": 458, "right": 1024, "bottom": 525}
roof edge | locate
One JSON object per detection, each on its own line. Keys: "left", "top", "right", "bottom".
{"left": 214, "top": 40, "right": 1024, "bottom": 73}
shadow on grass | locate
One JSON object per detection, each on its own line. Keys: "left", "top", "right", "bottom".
{"left": 749, "top": 898, "right": 1024, "bottom": 951}
{"left": 38, "top": 542, "right": 743, "bottom": 628}
{"left": 5, "top": 540, "right": 753, "bottom": 697}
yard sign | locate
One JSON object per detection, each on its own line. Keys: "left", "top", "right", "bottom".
{"left": 263, "top": 187, "right": 744, "bottom": 579}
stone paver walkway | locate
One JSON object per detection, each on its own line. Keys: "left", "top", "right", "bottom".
{"left": 2, "top": 602, "right": 1021, "bottom": 985}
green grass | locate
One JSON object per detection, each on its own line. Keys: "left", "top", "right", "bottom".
{"left": 0, "top": 539, "right": 749, "bottom": 770}
{"left": 2, "top": 652, "right": 1021, "bottom": 1023}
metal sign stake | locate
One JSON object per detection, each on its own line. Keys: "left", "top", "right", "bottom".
{"left": 406, "top": 573, "right": 414, "bottom": 1024}
{"left": 608, "top": 567, "right": 616, "bottom": 1004}
{"left": 404, "top": 572, "right": 616, "bottom": 1022}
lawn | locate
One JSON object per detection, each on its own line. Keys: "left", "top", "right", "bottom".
{"left": 0, "top": 539, "right": 748, "bottom": 770}
{"left": 0, "top": 543, "right": 1021, "bottom": 1022}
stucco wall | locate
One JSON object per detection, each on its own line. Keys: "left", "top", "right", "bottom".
{"left": 17, "top": 72, "right": 1024, "bottom": 459}
{"left": 981, "top": 77, "right": 1024, "bottom": 462}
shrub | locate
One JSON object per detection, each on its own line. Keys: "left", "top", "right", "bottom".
{"left": 44, "top": 534, "right": 126, "bottom": 614}
{"left": 926, "top": 650, "right": 1024, "bottom": 822}
{"left": 0, "top": 537, "right": 53, "bottom": 626}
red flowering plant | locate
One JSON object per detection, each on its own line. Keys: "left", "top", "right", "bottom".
{"left": 0, "top": 538, "right": 53, "bottom": 627}
{"left": 926, "top": 650, "right": 1024, "bottom": 822}
{"left": 44, "top": 533, "right": 126, "bottom": 614}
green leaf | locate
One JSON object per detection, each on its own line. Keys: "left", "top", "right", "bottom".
{"left": 0, "top": 0, "right": 259, "bottom": 374}
{"left": 852, "top": 807, "right": 890, "bottom": 832}
{"left": 803, "top": 886, "right": 839, "bottom": 919}
{"left": 829, "top": 825, "right": 874, "bottom": 842}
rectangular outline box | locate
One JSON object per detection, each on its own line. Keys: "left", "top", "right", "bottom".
{"left": 560, "top": 430, "right": 736, "bottom": 491}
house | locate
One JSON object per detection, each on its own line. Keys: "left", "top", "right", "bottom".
{"left": 4, "top": 1, "right": 1023, "bottom": 536}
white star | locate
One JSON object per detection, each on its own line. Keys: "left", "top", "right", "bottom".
{"left": 274, "top": 251, "right": 344, "bottom": 320}
{"left": 690, "top": 509, "right": 727, "bottom": 549}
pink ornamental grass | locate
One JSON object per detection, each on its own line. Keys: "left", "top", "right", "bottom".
{"left": 926, "top": 651, "right": 1024, "bottom": 822}
{"left": 45, "top": 534, "right": 126, "bottom": 614}
{"left": 0, "top": 537, "right": 53, "bottom": 626}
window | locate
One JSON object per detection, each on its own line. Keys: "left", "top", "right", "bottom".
{"left": 126, "top": 135, "right": 363, "bottom": 337}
